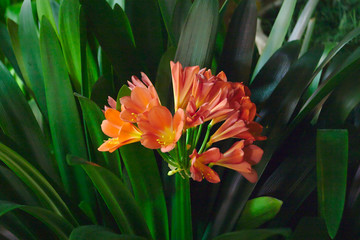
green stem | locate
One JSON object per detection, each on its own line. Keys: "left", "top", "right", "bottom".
{"left": 157, "top": 150, "right": 178, "bottom": 167}
{"left": 198, "top": 124, "right": 212, "bottom": 154}
{"left": 171, "top": 175, "right": 192, "bottom": 240}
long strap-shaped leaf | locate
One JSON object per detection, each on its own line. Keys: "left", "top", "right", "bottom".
{"left": 212, "top": 228, "right": 291, "bottom": 240}
{"left": 18, "top": 0, "right": 48, "bottom": 117}
{"left": 69, "top": 225, "right": 146, "bottom": 240}
{"left": 0, "top": 143, "right": 78, "bottom": 226}
{"left": 250, "top": 0, "right": 297, "bottom": 83}
{"left": 317, "top": 129, "right": 348, "bottom": 239}
{"left": 0, "top": 61, "right": 60, "bottom": 185}
{"left": 174, "top": 0, "right": 218, "bottom": 68}
{"left": 120, "top": 144, "right": 169, "bottom": 240}
{"left": 39, "top": 17, "right": 94, "bottom": 206}
{"left": 76, "top": 94, "right": 122, "bottom": 176}
{"left": 0, "top": 201, "right": 74, "bottom": 240}
{"left": 218, "top": 0, "right": 257, "bottom": 85}
{"left": 68, "top": 156, "right": 152, "bottom": 239}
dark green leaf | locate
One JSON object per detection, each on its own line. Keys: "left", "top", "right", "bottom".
{"left": 0, "top": 61, "right": 60, "bottom": 184}
{"left": 39, "top": 17, "right": 94, "bottom": 206}
{"left": 68, "top": 156, "right": 152, "bottom": 239}
{"left": 218, "top": 0, "right": 257, "bottom": 84}
{"left": 0, "top": 23, "right": 23, "bottom": 79}
{"left": 19, "top": 0, "right": 48, "bottom": 117}
{"left": 81, "top": 0, "right": 141, "bottom": 85}
{"left": 291, "top": 55, "right": 360, "bottom": 131}
{"left": 174, "top": 0, "right": 218, "bottom": 68}
{"left": 125, "top": 0, "right": 164, "bottom": 78}
{"left": 76, "top": 94, "right": 122, "bottom": 176}
{"left": 171, "top": 0, "right": 191, "bottom": 45}
{"left": 250, "top": 41, "right": 301, "bottom": 105}
{"left": 251, "top": 0, "right": 297, "bottom": 82}
{"left": 0, "top": 143, "right": 78, "bottom": 226}
{"left": 116, "top": 84, "right": 131, "bottom": 111}
{"left": 7, "top": 19, "right": 30, "bottom": 85}
{"left": 318, "top": 50, "right": 360, "bottom": 127}
{"left": 91, "top": 76, "right": 115, "bottom": 107}
{"left": 0, "top": 201, "right": 74, "bottom": 240}
{"left": 317, "top": 129, "right": 348, "bottom": 238}
{"left": 157, "top": 0, "right": 176, "bottom": 45}
{"left": 212, "top": 228, "right": 291, "bottom": 240}
{"left": 70, "top": 225, "right": 146, "bottom": 240}
{"left": 290, "top": 217, "right": 330, "bottom": 240}
{"left": 59, "top": 0, "right": 82, "bottom": 92}
{"left": 120, "top": 143, "right": 169, "bottom": 240}
{"left": 155, "top": 47, "right": 176, "bottom": 109}
{"left": 236, "top": 197, "right": 283, "bottom": 230}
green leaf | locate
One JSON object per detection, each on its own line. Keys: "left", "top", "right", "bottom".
{"left": 218, "top": 0, "right": 257, "bottom": 84}
{"left": 59, "top": 0, "right": 82, "bottom": 92}
{"left": 174, "top": 0, "right": 218, "bottom": 68}
{"left": 155, "top": 47, "right": 176, "bottom": 109}
{"left": 317, "top": 50, "right": 360, "bottom": 126}
{"left": 288, "top": 0, "right": 319, "bottom": 41}
{"left": 171, "top": 0, "right": 191, "bottom": 45}
{"left": 91, "top": 76, "right": 115, "bottom": 107}
{"left": 69, "top": 225, "right": 146, "bottom": 240}
{"left": 290, "top": 217, "right": 330, "bottom": 240}
{"left": 0, "top": 61, "right": 60, "bottom": 185}
{"left": 261, "top": 46, "right": 323, "bottom": 129}
{"left": 212, "top": 228, "right": 291, "bottom": 240}
{"left": 120, "top": 143, "right": 169, "bottom": 240}
{"left": 68, "top": 156, "right": 152, "bottom": 239}
{"left": 317, "top": 129, "right": 348, "bottom": 238}
{"left": 0, "top": 23, "right": 23, "bottom": 79}
{"left": 236, "top": 197, "right": 283, "bottom": 230}
{"left": 157, "top": 0, "right": 176, "bottom": 45}
{"left": 299, "top": 18, "right": 316, "bottom": 56}
{"left": 76, "top": 94, "right": 122, "bottom": 176}
{"left": 171, "top": 175, "right": 192, "bottom": 240}
{"left": 125, "top": 0, "right": 164, "bottom": 78}
{"left": 39, "top": 17, "right": 94, "bottom": 206}
{"left": 0, "top": 201, "right": 74, "bottom": 240}
{"left": 81, "top": 0, "right": 141, "bottom": 85}
{"left": 36, "top": 0, "right": 57, "bottom": 33}
{"left": 250, "top": 41, "right": 301, "bottom": 105}
{"left": 0, "top": 143, "right": 78, "bottom": 226}
{"left": 291, "top": 54, "right": 360, "bottom": 131}
{"left": 116, "top": 85, "right": 131, "bottom": 110}
{"left": 19, "top": 0, "right": 47, "bottom": 117}
{"left": 251, "top": 0, "right": 297, "bottom": 82}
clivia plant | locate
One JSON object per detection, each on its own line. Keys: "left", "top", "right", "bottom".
{"left": 0, "top": 0, "right": 360, "bottom": 239}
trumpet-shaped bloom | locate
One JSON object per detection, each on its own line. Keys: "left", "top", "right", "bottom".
{"left": 98, "top": 109, "right": 142, "bottom": 153}
{"left": 138, "top": 106, "right": 185, "bottom": 152}
{"left": 120, "top": 76, "right": 161, "bottom": 123}
{"left": 237, "top": 121, "right": 267, "bottom": 144}
{"left": 211, "top": 141, "right": 263, "bottom": 183}
{"left": 171, "top": 61, "right": 200, "bottom": 110}
{"left": 207, "top": 112, "right": 248, "bottom": 146}
{"left": 190, "top": 148, "right": 221, "bottom": 183}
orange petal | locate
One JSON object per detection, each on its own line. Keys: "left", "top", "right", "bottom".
{"left": 243, "top": 144, "right": 263, "bottom": 165}
{"left": 148, "top": 106, "right": 172, "bottom": 130}
{"left": 101, "top": 120, "right": 120, "bottom": 138}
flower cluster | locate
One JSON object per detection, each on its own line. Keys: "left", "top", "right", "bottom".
{"left": 98, "top": 62, "right": 266, "bottom": 183}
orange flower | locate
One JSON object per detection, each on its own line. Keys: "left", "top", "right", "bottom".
{"left": 138, "top": 106, "right": 184, "bottom": 152}
{"left": 236, "top": 121, "right": 267, "bottom": 144}
{"left": 104, "top": 96, "right": 117, "bottom": 111}
{"left": 171, "top": 61, "right": 200, "bottom": 111}
{"left": 184, "top": 71, "right": 232, "bottom": 128}
{"left": 211, "top": 141, "right": 263, "bottom": 183}
{"left": 98, "top": 109, "right": 142, "bottom": 153}
{"left": 190, "top": 148, "right": 221, "bottom": 183}
{"left": 120, "top": 73, "right": 160, "bottom": 123}
{"left": 207, "top": 112, "right": 248, "bottom": 146}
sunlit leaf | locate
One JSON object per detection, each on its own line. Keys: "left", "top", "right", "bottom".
{"left": 236, "top": 197, "right": 283, "bottom": 230}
